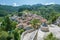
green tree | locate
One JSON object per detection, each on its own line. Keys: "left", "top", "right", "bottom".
{"left": 1, "top": 16, "right": 12, "bottom": 31}
{"left": 1, "top": 16, "right": 17, "bottom": 31}
{"left": 0, "top": 31, "right": 8, "bottom": 40}
{"left": 11, "top": 21, "right": 17, "bottom": 30}
{"left": 13, "top": 28, "right": 24, "bottom": 40}
{"left": 0, "top": 31, "right": 13, "bottom": 40}
{"left": 48, "top": 12, "right": 60, "bottom": 24}
{"left": 18, "top": 12, "right": 23, "bottom": 16}
{"left": 30, "top": 19, "right": 41, "bottom": 29}
{"left": 44, "top": 33, "right": 58, "bottom": 40}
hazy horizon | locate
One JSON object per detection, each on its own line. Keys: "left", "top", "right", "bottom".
{"left": 0, "top": 0, "right": 60, "bottom": 6}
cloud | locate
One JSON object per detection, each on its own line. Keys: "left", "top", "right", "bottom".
{"left": 13, "top": 3, "right": 17, "bottom": 6}
{"left": 43, "top": 2, "right": 55, "bottom": 5}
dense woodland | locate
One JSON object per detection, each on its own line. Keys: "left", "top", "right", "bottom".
{"left": 0, "top": 4, "right": 60, "bottom": 23}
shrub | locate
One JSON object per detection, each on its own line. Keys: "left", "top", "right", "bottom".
{"left": 44, "top": 33, "right": 58, "bottom": 40}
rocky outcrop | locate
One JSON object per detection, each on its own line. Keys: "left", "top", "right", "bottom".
{"left": 54, "top": 16, "right": 60, "bottom": 26}
{"left": 21, "top": 24, "right": 60, "bottom": 40}
{"left": 21, "top": 29, "right": 35, "bottom": 40}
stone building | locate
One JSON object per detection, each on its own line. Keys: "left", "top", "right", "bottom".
{"left": 16, "top": 13, "right": 45, "bottom": 29}
{"left": 10, "top": 13, "right": 48, "bottom": 30}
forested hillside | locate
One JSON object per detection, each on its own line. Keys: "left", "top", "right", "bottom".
{"left": 1, "top": 4, "right": 60, "bottom": 13}
{"left": 18, "top": 4, "right": 60, "bottom": 22}
{"left": 0, "top": 5, "right": 19, "bottom": 16}
{"left": 0, "top": 4, "right": 60, "bottom": 22}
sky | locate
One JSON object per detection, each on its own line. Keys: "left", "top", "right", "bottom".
{"left": 0, "top": 0, "right": 60, "bottom": 6}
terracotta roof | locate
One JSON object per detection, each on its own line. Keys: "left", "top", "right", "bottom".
{"left": 15, "top": 13, "right": 47, "bottom": 28}
{"left": 41, "top": 18, "right": 47, "bottom": 23}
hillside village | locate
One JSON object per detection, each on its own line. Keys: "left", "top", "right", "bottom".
{"left": 0, "top": 0, "right": 60, "bottom": 40}
{"left": 10, "top": 12, "right": 60, "bottom": 40}
{"left": 0, "top": 12, "right": 60, "bottom": 40}
{"left": 10, "top": 13, "right": 47, "bottom": 30}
